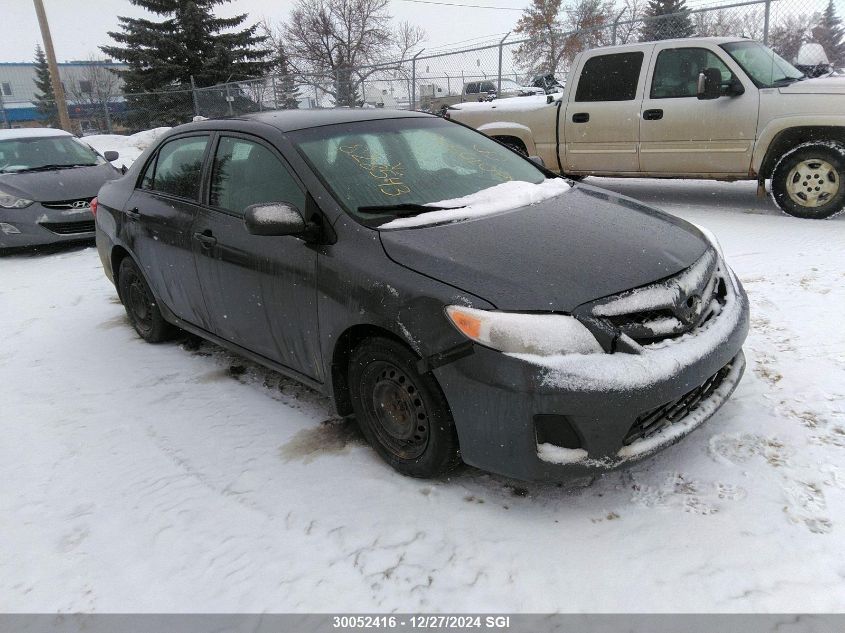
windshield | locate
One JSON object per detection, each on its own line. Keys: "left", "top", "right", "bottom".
{"left": 721, "top": 41, "right": 804, "bottom": 88}
{"left": 290, "top": 117, "right": 546, "bottom": 224}
{"left": 0, "top": 135, "right": 103, "bottom": 174}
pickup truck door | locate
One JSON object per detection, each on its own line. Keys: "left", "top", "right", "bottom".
{"left": 638, "top": 43, "right": 759, "bottom": 175}
{"left": 562, "top": 49, "right": 650, "bottom": 174}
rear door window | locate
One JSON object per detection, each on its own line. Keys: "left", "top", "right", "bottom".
{"left": 148, "top": 135, "right": 210, "bottom": 200}
{"left": 575, "top": 52, "right": 644, "bottom": 102}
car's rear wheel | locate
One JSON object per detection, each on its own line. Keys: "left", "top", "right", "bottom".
{"left": 117, "top": 257, "right": 175, "bottom": 343}
{"left": 348, "top": 337, "right": 461, "bottom": 478}
{"left": 771, "top": 142, "right": 845, "bottom": 219}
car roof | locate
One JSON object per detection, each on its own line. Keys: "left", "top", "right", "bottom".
{"left": 172, "top": 108, "right": 434, "bottom": 134}
{"left": 592, "top": 36, "right": 749, "bottom": 53}
{"left": 0, "top": 127, "right": 73, "bottom": 141}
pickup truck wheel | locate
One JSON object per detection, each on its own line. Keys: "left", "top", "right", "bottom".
{"left": 771, "top": 142, "right": 845, "bottom": 219}
{"left": 349, "top": 337, "right": 461, "bottom": 478}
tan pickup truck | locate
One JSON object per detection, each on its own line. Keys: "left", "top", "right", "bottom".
{"left": 448, "top": 37, "right": 845, "bottom": 219}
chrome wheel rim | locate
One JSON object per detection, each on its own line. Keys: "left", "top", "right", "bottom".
{"left": 785, "top": 159, "right": 840, "bottom": 208}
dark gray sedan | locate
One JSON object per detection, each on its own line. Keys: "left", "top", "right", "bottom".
{"left": 0, "top": 128, "right": 121, "bottom": 251}
{"left": 94, "top": 110, "right": 749, "bottom": 481}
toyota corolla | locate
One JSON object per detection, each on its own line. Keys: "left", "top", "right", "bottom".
{"left": 94, "top": 110, "right": 749, "bottom": 481}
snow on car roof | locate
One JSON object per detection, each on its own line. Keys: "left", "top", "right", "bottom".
{"left": 0, "top": 127, "right": 73, "bottom": 140}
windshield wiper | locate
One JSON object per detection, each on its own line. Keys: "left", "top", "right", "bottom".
{"left": 17, "top": 163, "right": 98, "bottom": 173}
{"left": 357, "top": 202, "right": 463, "bottom": 217}
{"left": 771, "top": 76, "right": 803, "bottom": 86}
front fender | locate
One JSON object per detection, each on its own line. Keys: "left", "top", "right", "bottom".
{"left": 753, "top": 116, "right": 845, "bottom": 174}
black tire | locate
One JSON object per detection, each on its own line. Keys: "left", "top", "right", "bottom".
{"left": 771, "top": 142, "right": 845, "bottom": 219}
{"left": 117, "top": 257, "right": 175, "bottom": 343}
{"left": 348, "top": 337, "right": 461, "bottom": 478}
{"left": 496, "top": 137, "right": 528, "bottom": 157}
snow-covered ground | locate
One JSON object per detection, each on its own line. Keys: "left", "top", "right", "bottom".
{"left": 1, "top": 176, "right": 844, "bottom": 612}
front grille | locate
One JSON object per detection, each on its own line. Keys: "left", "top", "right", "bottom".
{"left": 623, "top": 360, "right": 734, "bottom": 446}
{"left": 39, "top": 220, "right": 95, "bottom": 235}
{"left": 590, "top": 249, "right": 727, "bottom": 345}
{"left": 41, "top": 198, "right": 94, "bottom": 210}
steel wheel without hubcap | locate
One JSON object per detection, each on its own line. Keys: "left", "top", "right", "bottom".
{"left": 348, "top": 337, "right": 461, "bottom": 478}
{"left": 117, "top": 257, "right": 176, "bottom": 343}
{"left": 785, "top": 159, "right": 840, "bottom": 208}
{"left": 367, "top": 361, "right": 430, "bottom": 460}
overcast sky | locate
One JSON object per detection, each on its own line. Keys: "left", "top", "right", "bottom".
{"left": 0, "top": 0, "right": 523, "bottom": 63}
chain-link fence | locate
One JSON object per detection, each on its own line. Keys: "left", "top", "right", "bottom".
{"left": 107, "top": 0, "right": 839, "bottom": 129}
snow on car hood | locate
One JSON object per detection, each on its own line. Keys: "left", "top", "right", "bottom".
{"left": 0, "top": 163, "right": 120, "bottom": 202}
{"left": 379, "top": 179, "right": 570, "bottom": 229}
{"left": 379, "top": 183, "right": 710, "bottom": 312}
{"left": 778, "top": 75, "right": 845, "bottom": 94}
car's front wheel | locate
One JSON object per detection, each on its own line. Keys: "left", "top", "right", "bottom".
{"left": 348, "top": 337, "right": 461, "bottom": 478}
{"left": 771, "top": 142, "right": 845, "bottom": 219}
{"left": 117, "top": 257, "right": 175, "bottom": 343}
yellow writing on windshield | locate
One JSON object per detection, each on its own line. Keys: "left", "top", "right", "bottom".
{"left": 339, "top": 144, "right": 411, "bottom": 197}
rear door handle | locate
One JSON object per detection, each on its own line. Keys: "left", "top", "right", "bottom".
{"left": 193, "top": 231, "right": 217, "bottom": 248}
{"left": 571, "top": 112, "right": 590, "bottom": 123}
{"left": 643, "top": 109, "right": 664, "bottom": 121}
{"left": 126, "top": 207, "right": 141, "bottom": 219}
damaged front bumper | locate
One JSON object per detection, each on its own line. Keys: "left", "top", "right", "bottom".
{"left": 433, "top": 266, "right": 750, "bottom": 482}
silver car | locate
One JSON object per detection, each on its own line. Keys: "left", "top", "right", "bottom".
{"left": 0, "top": 128, "right": 121, "bottom": 252}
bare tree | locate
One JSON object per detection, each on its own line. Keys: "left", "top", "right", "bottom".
{"left": 769, "top": 13, "right": 820, "bottom": 63}
{"left": 613, "top": 0, "right": 643, "bottom": 45}
{"left": 66, "top": 57, "right": 122, "bottom": 133}
{"left": 512, "top": 0, "right": 566, "bottom": 77}
{"left": 280, "top": 0, "right": 424, "bottom": 107}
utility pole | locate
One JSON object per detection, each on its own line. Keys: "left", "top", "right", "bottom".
{"left": 32, "top": 0, "right": 72, "bottom": 132}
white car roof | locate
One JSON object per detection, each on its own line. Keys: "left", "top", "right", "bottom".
{"left": 0, "top": 127, "right": 73, "bottom": 141}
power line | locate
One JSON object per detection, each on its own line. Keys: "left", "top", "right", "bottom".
{"left": 396, "top": 0, "right": 525, "bottom": 11}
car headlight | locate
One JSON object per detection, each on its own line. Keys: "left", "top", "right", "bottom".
{"left": 0, "top": 188, "right": 34, "bottom": 209}
{"left": 445, "top": 306, "right": 603, "bottom": 356}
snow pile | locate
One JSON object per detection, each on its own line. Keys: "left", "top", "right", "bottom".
{"left": 84, "top": 127, "right": 172, "bottom": 169}
{"left": 380, "top": 178, "right": 571, "bottom": 229}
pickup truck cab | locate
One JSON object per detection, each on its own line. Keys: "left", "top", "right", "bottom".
{"left": 449, "top": 37, "right": 845, "bottom": 219}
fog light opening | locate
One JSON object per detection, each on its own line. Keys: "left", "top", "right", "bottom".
{"left": 0, "top": 222, "right": 21, "bottom": 235}
{"left": 534, "top": 414, "right": 583, "bottom": 450}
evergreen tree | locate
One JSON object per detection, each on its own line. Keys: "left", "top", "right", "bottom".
{"left": 32, "top": 45, "right": 59, "bottom": 127}
{"left": 812, "top": 0, "right": 845, "bottom": 66}
{"left": 276, "top": 48, "right": 300, "bottom": 109}
{"left": 100, "top": 0, "right": 270, "bottom": 126}
{"left": 641, "top": 0, "right": 694, "bottom": 41}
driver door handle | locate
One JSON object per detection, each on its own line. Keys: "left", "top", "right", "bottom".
{"left": 193, "top": 231, "right": 217, "bottom": 248}
{"left": 643, "top": 109, "right": 664, "bottom": 121}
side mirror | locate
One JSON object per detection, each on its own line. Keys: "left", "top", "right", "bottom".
{"left": 243, "top": 202, "right": 306, "bottom": 237}
{"left": 697, "top": 68, "right": 723, "bottom": 100}
{"left": 529, "top": 155, "right": 546, "bottom": 168}
{"left": 103, "top": 150, "right": 119, "bottom": 162}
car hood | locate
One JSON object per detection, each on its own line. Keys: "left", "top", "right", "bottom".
{"left": 379, "top": 184, "right": 710, "bottom": 311}
{"left": 778, "top": 76, "right": 845, "bottom": 94}
{"left": 0, "top": 163, "right": 120, "bottom": 202}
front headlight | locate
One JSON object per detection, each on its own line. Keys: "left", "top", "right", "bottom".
{"left": 0, "top": 188, "right": 34, "bottom": 209}
{"left": 445, "top": 306, "right": 604, "bottom": 356}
